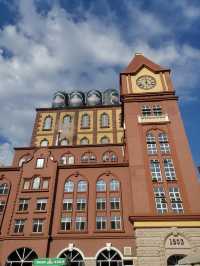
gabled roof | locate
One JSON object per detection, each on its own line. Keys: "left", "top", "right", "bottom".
{"left": 121, "top": 53, "right": 170, "bottom": 74}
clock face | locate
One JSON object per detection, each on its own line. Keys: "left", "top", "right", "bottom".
{"left": 136, "top": 75, "right": 156, "bottom": 90}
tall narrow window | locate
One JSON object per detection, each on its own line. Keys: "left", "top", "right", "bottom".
{"left": 100, "top": 113, "right": 109, "bottom": 128}
{"left": 159, "top": 133, "right": 170, "bottom": 154}
{"left": 76, "top": 198, "right": 87, "bottom": 211}
{"left": 63, "top": 115, "right": 72, "bottom": 127}
{"left": 146, "top": 133, "right": 157, "bottom": 154}
{"left": 96, "top": 198, "right": 106, "bottom": 210}
{"left": 153, "top": 186, "right": 168, "bottom": 213}
{"left": 18, "top": 199, "right": 29, "bottom": 212}
{"left": 150, "top": 160, "right": 162, "bottom": 182}
{"left": 96, "top": 180, "right": 106, "bottom": 192}
{"left": 36, "top": 158, "right": 44, "bottom": 168}
{"left": 64, "top": 181, "right": 74, "bottom": 193}
{"left": 32, "top": 177, "right": 41, "bottom": 190}
{"left": 36, "top": 198, "right": 47, "bottom": 211}
{"left": 110, "top": 179, "right": 120, "bottom": 191}
{"left": 60, "top": 154, "right": 75, "bottom": 165}
{"left": 43, "top": 116, "right": 52, "bottom": 130}
{"left": 164, "top": 159, "right": 176, "bottom": 180}
{"left": 81, "top": 114, "right": 90, "bottom": 128}
{"left": 32, "top": 219, "right": 44, "bottom": 233}
{"left": 110, "top": 197, "right": 120, "bottom": 210}
{"left": 169, "top": 187, "right": 184, "bottom": 213}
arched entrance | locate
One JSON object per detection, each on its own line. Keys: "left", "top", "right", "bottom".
{"left": 96, "top": 249, "right": 123, "bottom": 266}
{"left": 6, "top": 247, "right": 38, "bottom": 266}
{"left": 58, "top": 249, "right": 84, "bottom": 266}
{"left": 167, "top": 254, "right": 186, "bottom": 266}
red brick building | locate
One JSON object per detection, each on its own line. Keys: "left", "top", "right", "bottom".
{"left": 0, "top": 54, "right": 200, "bottom": 266}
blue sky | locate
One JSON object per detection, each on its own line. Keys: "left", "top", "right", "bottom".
{"left": 0, "top": 0, "right": 199, "bottom": 169}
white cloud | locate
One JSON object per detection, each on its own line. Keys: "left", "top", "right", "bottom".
{"left": 0, "top": 143, "right": 13, "bottom": 166}
{"left": 0, "top": 0, "right": 200, "bottom": 165}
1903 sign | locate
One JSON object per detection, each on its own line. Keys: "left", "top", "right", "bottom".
{"left": 165, "top": 235, "right": 189, "bottom": 249}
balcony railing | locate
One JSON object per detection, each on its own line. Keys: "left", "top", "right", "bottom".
{"left": 138, "top": 114, "right": 170, "bottom": 124}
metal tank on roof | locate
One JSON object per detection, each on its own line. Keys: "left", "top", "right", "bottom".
{"left": 103, "top": 89, "right": 120, "bottom": 105}
{"left": 86, "top": 90, "right": 102, "bottom": 106}
{"left": 68, "top": 91, "right": 85, "bottom": 107}
{"left": 52, "top": 91, "right": 67, "bottom": 108}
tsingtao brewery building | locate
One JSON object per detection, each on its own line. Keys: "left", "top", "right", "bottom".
{"left": 0, "top": 54, "right": 200, "bottom": 266}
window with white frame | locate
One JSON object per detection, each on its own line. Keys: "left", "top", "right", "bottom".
{"left": 60, "top": 154, "right": 75, "bottom": 165}
{"left": 63, "top": 198, "right": 73, "bottom": 211}
{"left": 102, "top": 151, "right": 117, "bottom": 162}
{"left": 110, "top": 197, "right": 120, "bottom": 210}
{"left": 75, "top": 216, "right": 86, "bottom": 231}
{"left": 81, "top": 114, "right": 90, "bottom": 128}
{"left": 159, "top": 133, "right": 170, "bottom": 154}
{"left": 169, "top": 187, "right": 184, "bottom": 213}
{"left": 60, "top": 216, "right": 71, "bottom": 231}
{"left": 110, "top": 216, "right": 121, "bottom": 230}
{"left": 153, "top": 105, "right": 162, "bottom": 116}
{"left": 0, "top": 200, "right": 5, "bottom": 212}
{"left": 81, "top": 152, "right": 96, "bottom": 163}
{"left": 164, "top": 158, "right": 176, "bottom": 180}
{"left": 43, "top": 116, "right": 52, "bottom": 130}
{"left": 146, "top": 133, "right": 157, "bottom": 154}
{"left": 153, "top": 187, "right": 165, "bottom": 198}
{"left": 14, "top": 219, "right": 25, "bottom": 233}
{"left": 150, "top": 160, "right": 162, "bottom": 181}
{"left": 77, "top": 181, "right": 87, "bottom": 192}
{"left": 32, "top": 177, "right": 41, "bottom": 190}
{"left": 100, "top": 113, "right": 110, "bottom": 128}
{"left": 32, "top": 219, "right": 44, "bottom": 233}
{"left": 18, "top": 199, "right": 29, "bottom": 212}
{"left": 141, "top": 105, "right": 151, "bottom": 116}
{"left": 110, "top": 179, "right": 120, "bottom": 191}
{"left": 76, "top": 198, "right": 87, "bottom": 211}
{"left": 23, "top": 180, "right": 30, "bottom": 190}
{"left": 96, "top": 198, "right": 106, "bottom": 210}
{"left": 36, "top": 158, "right": 45, "bottom": 168}
{"left": 63, "top": 115, "right": 72, "bottom": 127}
{"left": 36, "top": 198, "right": 47, "bottom": 211}
{"left": 154, "top": 197, "right": 168, "bottom": 214}
{"left": 96, "top": 216, "right": 107, "bottom": 230}
{"left": 64, "top": 181, "right": 74, "bottom": 193}
{"left": 96, "top": 180, "right": 106, "bottom": 192}
{"left": 0, "top": 183, "right": 9, "bottom": 194}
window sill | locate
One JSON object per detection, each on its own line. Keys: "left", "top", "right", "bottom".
{"left": 58, "top": 230, "right": 88, "bottom": 234}
{"left": 94, "top": 229, "right": 125, "bottom": 233}
{"left": 30, "top": 232, "right": 44, "bottom": 235}
{"left": 16, "top": 211, "right": 29, "bottom": 214}
{"left": 34, "top": 210, "right": 47, "bottom": 213}
{"left": 22, "top": 189, "right": 49, "bottom": 193}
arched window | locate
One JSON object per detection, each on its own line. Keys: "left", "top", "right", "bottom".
{"left": 32, "top": 177, "right": 41, "bottom": 190}
{"left": 80, "top": 137, "right": 89, "bottom": 145}
{"left": 43, "top": 116, "right": 52, "bottom": 130}
{"left": 18, "top": 155, "right": 30, "bottom": 167}
{"left": 77, "top": 181, "right": 88, "bottom": 192}
{"left": 0, "top": 183, "right": 9, "bottom": 195}
{"left": 81, "top": 152, "right": 96, "bottom": 163}
{"left": 60, "top": 138, "right": 69, "bottom": 146}
{"left": 6, "top": 247, "right": 38, "bottom": 266}
{"left": 102, "top": 151, "right": 117, "bottom": 162}
{"left": 63, "top": 115, "right": 72, "bottom": 127}
{"left": 159, "top": 132, "right": 170, "bottom": 153}
{"left": 58, "top": 249, "right": 84, "bottom": 266}
{"left": 110, "top": 179, "right": 120, "bottom": 191}
{"left": 100, "top": 113, "right": 109, "bottom": 128}
{"left": 60, "top": 154, "right": 75, "bottom": 165}
{"left": 96, "top": 249, "right": 122, "bottom": 266}
{"left": 81, "top": 114, "right": 90, "bottom": 128}
{"left": 167, "top": 254, "right": 186, "bottom": 266}
{"left": 100, "top": 136, "right": 110, "bottom": 144}
{"left": 96, "top": 180, "right": 106, "bottom": 192}
{"left": 64, "top": 180, "right": 74, "bottom": 192}
{"left": 40, "top": 139, "right": 49, "bottom": 147}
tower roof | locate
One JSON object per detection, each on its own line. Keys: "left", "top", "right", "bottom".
{"left": 121, "top": 53, "right": 170, "bottom": 74}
